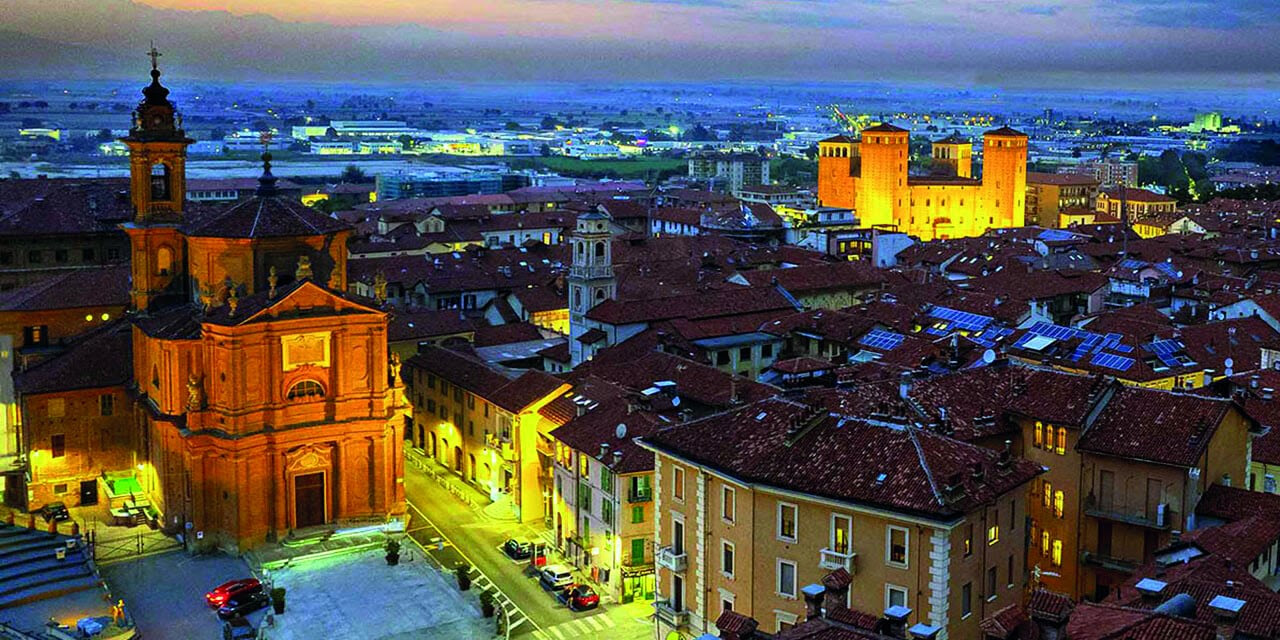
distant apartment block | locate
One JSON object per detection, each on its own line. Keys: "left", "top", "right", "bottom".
{"left": 687, "top": 152, "right": 770, "bottom": 195}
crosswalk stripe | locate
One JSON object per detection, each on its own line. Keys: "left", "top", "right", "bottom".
{"left": 585, "top": 616, "right": 605, "bottom": 630}
{"left": 547, "top": 625, "right": 565, "bottom": 640}
{"left": 532, "top": 632, "right": 549, "bottom": 640}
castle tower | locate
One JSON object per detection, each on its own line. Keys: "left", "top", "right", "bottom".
{"left": 931, "top": 133, "right": 972, "bottom": 178}
{"left": 816, "top": 134, "right": 857, "bottom": 209}
{"left": 121, "top": 44, "right": 193, "bottom": 312}
{"left": 980, "top": 127, "right": 1029, "bottom": 233}
{"left": 568, "top": 209, "right": 616, "bottom": 367}
{"left": 855, "top": 124, "right": 909, "bottom": 230}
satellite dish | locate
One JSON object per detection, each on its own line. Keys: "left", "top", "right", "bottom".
{"left": 671, "top": 395, "right": 681, "bottom": 407}
{"left": 982, "top": 349, "right": 996, "bottom": 364}
{"left": 615, "top": 423, "right": 627, "bottom": 439}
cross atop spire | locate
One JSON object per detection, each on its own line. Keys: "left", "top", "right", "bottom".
{"left": 147, "top": 41, "right": 162, "bottom": 71}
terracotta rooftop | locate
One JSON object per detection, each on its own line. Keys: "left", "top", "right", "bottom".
{"left": 15, "top": 320, "right": 133, "bottom": 395}
{"left": 0, "top": 265, "right": 130, "bottom": 312}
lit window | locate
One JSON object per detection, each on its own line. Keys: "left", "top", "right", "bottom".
{"left": 1054, "top": 490, "right": 1065, "bottom": 518}
{"left": 1042, "top": 481, "right": 1052, "bottom": 508}
{"left": 887, "top": 526, "right": 909, "bottom": 567}
{"left": 964, "top": 523, "right": 973, "bottom": 556}
{"left": 1051, "top": 539, "right": 1063, "bottom": 567}
{"left": 987, "top": 524, "right": 1000, "bottom": 546}
{"left": 832, "top": 514, "right": 852, "bottom": 554}
{"left": 1033, "top": 421, "right": 1043, "bottom": 447}
{"left": 778, "top": 503, "right": 797, "bottom": 542}
{"left": 1055, "top": 427, "right": 1067, "bottom": 455}
{"left": 286, "top": 380, "right": 325, "bottom": 400}
{"left": 1041, "top": 530, "right": 1050, "bottom": 556}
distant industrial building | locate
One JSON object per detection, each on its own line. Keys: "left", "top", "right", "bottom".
{"left": 376, "top": 167, "right": 527, "bottom": 200}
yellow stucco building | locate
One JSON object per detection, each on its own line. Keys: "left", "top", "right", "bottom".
{"left": 818, "top": 126, "right": 1028, "bottom": 240}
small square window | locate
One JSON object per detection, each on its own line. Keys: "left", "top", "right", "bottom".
{"left": 51, "top": 433, "right": 66, "bottom": 457}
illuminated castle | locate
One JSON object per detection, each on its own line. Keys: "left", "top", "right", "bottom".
{"left": 817, "top": 125, "right": 1028, "bottom": 240}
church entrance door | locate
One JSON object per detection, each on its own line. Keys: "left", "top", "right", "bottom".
{"left": 294, "top": 472, "right": 326, "bottom": 528}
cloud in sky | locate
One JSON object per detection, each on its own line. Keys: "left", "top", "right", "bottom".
{"left": 3, "top": 0, "right": 1280, "bottom": 85}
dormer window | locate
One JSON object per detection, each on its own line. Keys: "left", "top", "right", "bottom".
{"left": 287, "top": 380, "right": 325, "bottom": 401}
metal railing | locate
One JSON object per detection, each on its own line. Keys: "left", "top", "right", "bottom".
{"left": 655, "top": 546, "right": 687, "bottom": 572}
{"left": 819, "top": 548, "right": 857, "bottom": 573}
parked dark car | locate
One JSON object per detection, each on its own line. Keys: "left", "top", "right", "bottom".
{"left": 38, "top": 502, "right": 69, "bottom": 522}
{"left": 562, "top": 584, "right": 599, "bottom": 611}
{"left": 206, "top": 578, "right": 263, "bottom": 608}
{"left": 502, "top": 537, "right": 533, "bottom": 560}
{"left": 217, "top": 591, "right": 270, "bottom": 620}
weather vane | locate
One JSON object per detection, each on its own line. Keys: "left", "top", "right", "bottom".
{"left": 147, "top": 41, "right": 162, "bottom": 71}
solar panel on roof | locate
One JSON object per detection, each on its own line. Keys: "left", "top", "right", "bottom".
{"left": 1090, "top": 351, "right": 1135, "bottom": 372}
{"left": 1113, "top": 344, "right": 1134, "bottom": 353}
{"left": 928, "top": 306, "right": 992, "bottom": 331}
{"left": 1147, "top": 339, "right": 1184, "bottom": 356}
{"left": 859, "top": 329, "right": 906, "bottom": 351}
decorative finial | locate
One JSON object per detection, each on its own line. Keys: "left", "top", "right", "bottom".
{"left": 268, "top": 265, "right": 279, "bottom": 298}
{"left": 389, "top": 352, "right": 403, "bottom": 387}
{"left": 147, "top": 41, "right": 162, "bottom": 71}
{"left": 256, "top": 131, "right": 279, "bottom": 197}
{"left": 227, "top": 285, "right": 239, "bottom": 317}
{"left": 295, "top": 255, "right": 313, "bottom": 281}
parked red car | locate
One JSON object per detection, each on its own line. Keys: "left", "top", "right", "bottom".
{"left": 205, "top": 578, "right": 263, "bottom": 608}
{"left": 564, "top": 584, "right": 599, "bottom": 611}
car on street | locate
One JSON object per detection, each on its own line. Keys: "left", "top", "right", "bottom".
{"left": 502, "top": 537, "right": 533, "bottom": 560}
{"left": 560, "top": 584, "right": 600, "bottom": 611}
{"left": 216, "top": 591, "right": 270, "bottom": 620}
{"left": 539, "top": 564, "right": 574, "bottom": 591}
{"left": 205, "top": 578, "right": 263, "bottom": 608}
{"left": 38, "top": 502, "right": 70, "bottom": 522}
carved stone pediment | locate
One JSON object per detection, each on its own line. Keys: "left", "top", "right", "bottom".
{"left": 286, "top": 443, "right": 332, "bottom": 472}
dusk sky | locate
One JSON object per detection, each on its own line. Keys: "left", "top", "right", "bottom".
{"left": 5, "top": 0, "right": 1280, "bottom": 86}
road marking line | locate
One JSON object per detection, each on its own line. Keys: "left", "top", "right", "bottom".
{"left": 404, "top": 499, "right": 543, "bottom": 637}
{"left": 547, "top": 625, "right": 565, "bottom": 640}
{"left": 532, "top": 632, "right": 550, "bottom": 640}
{"left": 586, "top": 616, "right": 605, "bottom": 630}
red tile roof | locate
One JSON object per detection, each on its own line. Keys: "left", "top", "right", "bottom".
{"left": 642, "top": 393, "right": 1041, "bottom": 521}
{"left": 0, "top": 265, "right": 130, "bottom": 311}
{"left": 1075, "top": 387, "right": 1235, "bottom": 467}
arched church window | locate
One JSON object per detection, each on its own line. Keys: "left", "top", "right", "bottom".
{"left": 594, "top": 242, "right": 605, "bottom": 258}
{"left": 287, "top": 380, "right": 325, "bottom": 401}
{"left": 150, "top": 163, "right": 170, "bottom": 201}
{"left": 595, "top": 289, "right": 606, "bottom": 301}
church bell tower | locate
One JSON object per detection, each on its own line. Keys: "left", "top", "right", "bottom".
{"left": 567, "top": 209, "right": 616, "bottom": 367}
{"left": 121, "top": 44, "right": 193, "bottom": 312}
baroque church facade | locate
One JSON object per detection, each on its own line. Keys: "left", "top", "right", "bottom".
{"left": 19, "top": 55, "right": 408, "bottom": 551}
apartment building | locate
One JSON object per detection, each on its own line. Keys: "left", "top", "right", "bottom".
{"left": 638, "top": 391, "right": 1041, "bottom": 640}
{"left": 404, "top": 345, "right": 569, "bottom": 523}
{"left": 1025, "top": 172, "right": 1098, "bottom": 229}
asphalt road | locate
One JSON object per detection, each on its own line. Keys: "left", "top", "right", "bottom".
{"left": 403, "top": 465, "right": 613, "bottom": 638}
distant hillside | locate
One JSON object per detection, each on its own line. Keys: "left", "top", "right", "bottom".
{"left": 0, "top": 29, "right": 128, "bottom": 79}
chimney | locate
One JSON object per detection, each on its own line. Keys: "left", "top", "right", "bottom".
{"left": 599, "top": 443, "right": 610, "bottom": 459}
{"left": 1134, "top": 578, "right": 1168, "bottom": 605}
{"left": 970, "top": 462, "right": 985, "bottom": 482}
{"left": 1208, "top": 594, "right": 1245, "bottom": 640}
{"left": 822, "top": 568, "right": 852, "bottom": 613}
{"left": 612, "top": 450, "right": 622, "bottom": 467}
{"left": 882, "top": 606, "right": 912, "bottom": 639}
{"left": 714, "top": 610, "right": 759, "bottom": 640}
{"left": 908, "top": 623, "right": 942, "bottom": 640}
{"left": 899, "top": 372, "right": 912, "bottom": 401}
{"left": 1265, "top": 388, "right": 1275, "bottom": 401}
{"left": 1251, "top": 375, "right": 1261, "bottom": 389}
{"left": 801, "top": 584, "right": 826, "bottom": 621}
{"left": 998, "top": 439, "right": 1013, "bottom": 470}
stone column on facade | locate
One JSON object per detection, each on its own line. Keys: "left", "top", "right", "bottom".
{"left": 189, "top": 453, "right": 205, "bottom": 539}
{"left": 334, "top": 439, "right": 347, "bottom": 520}
{"left": 928, "top": 527, "right": 953, "bottom": 640}
{"left": 693, "top": 468, "right": 708, "bottom": 633}
{"left": 235, "top": 454, "right": 249, "bottom": 549}
{"left": 372, "top": 435, "right": 386, "bottom": 513}
{"left": 273, "top": 450, "right": 287, "bottom": 533}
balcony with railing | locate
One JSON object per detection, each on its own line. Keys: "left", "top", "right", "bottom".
{"left": 570, "top": 264, "right": 615, "bottom": 280}
{"left": 819, "top": 548, "right": 858, "bottom": 573}
{"left": 655, "top": 545, "right": 687, "bottom": 572}
{"left": 628, "top": 488, "right": 653, "bottom": 503}
{"left": 655, "top": 600, "right": 689, "bottom": 628}
{"left": 1084, "top": 495, "right": 1173, "bottom": 530}
{"left": 1080, "top": 550, "right": 1139, "bottom": 574}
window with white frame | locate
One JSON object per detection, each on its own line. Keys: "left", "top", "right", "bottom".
{"left": 721, "top": 540, "right": 735, "bottom": 578}
{"left": 719, "top": 589, "right": 735, "bottom": 615}
{"left": 886, "top": 584, "right": 908, "bottom": 610}
{"left": 672, "top": 465, "right": 685, "bottom": 502}
{"left": 778, "top": 502, "right": 798, "bottom": 542}
{"left": 831, "top": 513, "right": 852, "bottom": 554}
{"left": 722, "top": 485, "right": 736, "bottom": 523}
{"left": 886, "top": 525, "right": 909, "bottom": 568}
{"left": 777, "top": 559, "right": 797, "bottom": 599}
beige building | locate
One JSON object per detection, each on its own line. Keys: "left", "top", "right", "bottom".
{"left": 404, "top": 345, "right": 569, "bottom": 523}
{"left": 638, "top": 391, "right": 1040, "bottom": 640}
{"left": 1025, "top": 172, "right": 1099, "bottom": 228}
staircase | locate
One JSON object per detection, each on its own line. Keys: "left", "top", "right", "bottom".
{"left": 0, "top": 523, "right": 99, "bottom": 609}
